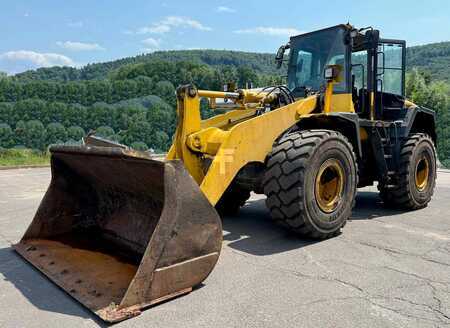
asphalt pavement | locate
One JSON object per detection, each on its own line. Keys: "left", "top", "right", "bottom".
{"left": 0, "top": 168, "right": 449, "bottom": 328}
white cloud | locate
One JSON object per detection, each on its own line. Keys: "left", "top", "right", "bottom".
{"left": 68, "top": 21, "right": 83, "bottom": 28}
{"left": 141, "top": 38, "right": 161, "bottom": 52}
{"left": 139, "top": 24, "right": 171, "bottom": 34}
{"left": 141, "top": 38, "right": 160, "bottom": 47}
{"left": 56, "top": 41, "right": 105, "bottom": 51}
{"left": 137, "top": 16, "right": 212, "bottom": 34}
{"left": 234, "top": 26, "right": 302, "bottom": 37}
{"left": 216, "top": 6, "right": 235, "bottom": 13}
{"left": 0, "top": 50, "right": 75, "bottom": 68}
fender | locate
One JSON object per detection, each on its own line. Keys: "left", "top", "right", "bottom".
{"left": 402, "top": 106, "right": 436, "bottom": 143}
{"left": 295, "top": 112, "right": 362, "bottom": 158}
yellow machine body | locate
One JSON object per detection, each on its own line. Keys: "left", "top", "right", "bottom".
{"left": 168, "top": 86, "right": 320, "bottom": 205}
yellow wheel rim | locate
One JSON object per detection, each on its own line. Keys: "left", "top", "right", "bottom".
{"left": 315, "top": 159, "right": 345, "bottom": 213}
{"left": 415, "top": 155, "right": 429, "bottom": 192}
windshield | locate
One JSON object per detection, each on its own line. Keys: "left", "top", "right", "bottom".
{"left": 288, "top": 27, "right": 347, "bottom": 93}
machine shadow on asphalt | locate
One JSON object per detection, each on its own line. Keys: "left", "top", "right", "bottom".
{"left": 222, "top": 191, "right": 404, "bottom": 256}
{"left": 350, "top": 191, "right": 404, "bottom": 220}
{"left": 222, "top": 200, "right": 320, "bottom": 256}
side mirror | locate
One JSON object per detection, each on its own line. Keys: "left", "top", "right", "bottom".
{"left": 275, "top": 44, "right": 290, "bottom": 69}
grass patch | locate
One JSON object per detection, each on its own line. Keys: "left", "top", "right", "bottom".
{"left": 0, "top": 148, "right": 50, "bottom": 167}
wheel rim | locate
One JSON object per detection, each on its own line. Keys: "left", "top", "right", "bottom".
{"left": 415, "top": 155, "right": 430, "bottom": 192}
{"left": 315, "top": 159, "right": 345, "bottom": 213}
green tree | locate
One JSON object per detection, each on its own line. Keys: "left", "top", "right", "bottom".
{"left": 153, "top": 81, "right": 175, "bottom": 104}
{"left": 84, "top": 80, "right": 112, "bottom": 104}
{"left": 13, "top": 99, "right": 47, "bottom": 123}
{"left": 24, "top": 120, "right": 47, "bottom": 150}
{"left": 64, "top": 104, "right": 87, "bottom": 128}
{"left": 152, "top": 130, "right": 169, "bottom": 151}
{"left": 130, "top": 141, "right": 148, "bottom": 151}
{"left": 95, "top": 125, "right": 115, "bottom": 138}
{"left": 14, "top": 120, "right": 27, "bottom": 146}
{"left": 46, "top": 122, "right": 67, "bottom": 145}
{"left": 67, "top": 126, "right": 85, "bottom": 141}
{"left": 112, "top": 79, "right": 138, "bottom": 102}
{"left": 0, "top": 103, "right": 14, "bottom": 126}
{"left": 406, "top": 69, "right": 450, "bottom": 166}
{"left": 147, "top": 102, "right": 175, "bottom": 135}
{"left": 46, "top": 102, "right": 67, "bottom": 125}
{"left": 123, "top": 119, "right": 153, "bottom": 146}
{"left": 0, "top": 123, "right": 14, "bottom": 148}
{"left": 135, "top": 76, "right": 154, "bottom": 96}
{"left": 107, "top": 134, "right": 122, "bottom": 143}
{"left": 237, "top": 66, "right": 259, "bottom": 88}
{"left": 112, "top": 105, "right": 143, "bottom": 131}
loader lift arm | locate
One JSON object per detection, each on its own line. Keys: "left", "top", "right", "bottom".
{"left": 167, "top": 85, "right": 319, "bottom": 205}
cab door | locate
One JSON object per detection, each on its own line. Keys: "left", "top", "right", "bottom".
{"left": 375, "top": 39, "right": 406, "bottom": 119}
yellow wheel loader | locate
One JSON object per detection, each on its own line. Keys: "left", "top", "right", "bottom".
{"left": 14, "top": 24, "right": 437, "bottom": 322}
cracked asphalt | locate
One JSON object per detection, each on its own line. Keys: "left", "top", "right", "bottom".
{"left": 0, "top": 167, "right": 449, "bottom": 327}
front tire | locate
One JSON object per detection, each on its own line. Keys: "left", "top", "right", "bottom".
{"left": 263, "top": 130, "right": 358, "bottom": 239}
{"left": 379, "top": 133, "right": 436, "bottom": 209}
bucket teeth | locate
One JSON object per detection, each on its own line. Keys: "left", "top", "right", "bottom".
{"left": 14, "top": 145, "right": 222, "bottom": 322}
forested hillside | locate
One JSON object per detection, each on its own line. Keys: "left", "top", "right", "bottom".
{"left": 0, "top": 58, "right": 280, "bottom": 152}
{"left": 11, "top": 42, "right": 450, "bottom": 83}
{"left": 407, "top": 42, "right": 450, "bottom": 83}
{"left": 12, "top": 50, "right": 280, "bottom": 82}
{"left": 0, "top": 61, "right": 280, "bottom": 105}
{"left": 0, "top": 44, "right": 449, "bottom": 166}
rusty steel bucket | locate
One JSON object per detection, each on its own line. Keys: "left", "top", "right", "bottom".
{"left": 13, "top": 145, "right": 222, "bottom": 322}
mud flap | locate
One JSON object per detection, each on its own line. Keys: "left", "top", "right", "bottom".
{"left": 13, "top": 145, "right": 222, "bottom": 322}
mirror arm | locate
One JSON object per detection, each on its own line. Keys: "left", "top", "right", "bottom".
{"left": 275, "top": 43, "right": 290, "bottom": 69}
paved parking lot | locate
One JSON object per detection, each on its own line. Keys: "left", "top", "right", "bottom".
{"left": 0, "top": 167, "right": 449, "bottom": 327}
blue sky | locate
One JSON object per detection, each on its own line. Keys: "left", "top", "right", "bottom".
{"left": 1, "top": 0, "right": 449, "bottom": 74}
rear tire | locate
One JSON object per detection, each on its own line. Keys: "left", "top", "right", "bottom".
{"left": 263, "top": 130, "right": 358, "bottom": 239}
{"left": 215, "top": 185, "right": 251, "bottom": 216}
{"left": 379, "top": 133, "right": 436, "bottom": 209}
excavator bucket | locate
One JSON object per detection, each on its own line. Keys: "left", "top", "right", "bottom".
{"left": 13, "top": 145, "right": 222, "bottom": 322}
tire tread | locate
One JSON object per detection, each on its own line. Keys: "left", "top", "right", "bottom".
{"left": 379, "top": 133, "right": 436, "bottom": 210}
{"left": 263, "top": 130, "right": 358, "bottom": 239}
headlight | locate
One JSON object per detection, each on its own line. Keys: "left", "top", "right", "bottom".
{"left": 324, "top": 67, "right": 334, "bottom": 79}
{"left": 324, "top": 64, "right": 342, "bottom": 82}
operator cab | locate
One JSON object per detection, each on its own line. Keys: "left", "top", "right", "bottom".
{"left": 278, "top": 24, "right": 406, "bottom": 121}
{"left": 350, "top": 27, "right": 406, "bottom": 121}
